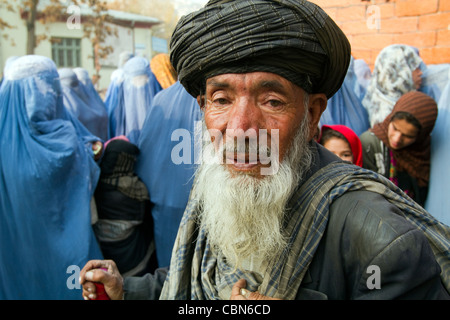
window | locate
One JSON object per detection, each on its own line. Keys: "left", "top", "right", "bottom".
{"left": 51, "top": 37, "right": 81, "bottom": 68}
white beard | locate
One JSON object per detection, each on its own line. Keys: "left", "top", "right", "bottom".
{"left": 195, "top": 114, "right": 313, "bottom": 269}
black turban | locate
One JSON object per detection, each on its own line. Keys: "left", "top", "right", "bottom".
{"left": 170, "top": 0, "right": 351, "bottom": 99}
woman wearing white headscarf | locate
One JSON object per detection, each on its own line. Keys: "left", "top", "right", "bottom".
{"left": 362, "top": 44, "right": 423, "bottom": 127}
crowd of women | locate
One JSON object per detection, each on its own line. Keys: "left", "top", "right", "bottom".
{"left": 317, "top": 44, "right": 449, "bottom": 225}
{"left": 0, "top": 42, "right": 449, "bottom": 299}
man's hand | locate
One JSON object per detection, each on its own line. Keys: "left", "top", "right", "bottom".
{"left": 79, "top": 260, "right": 124, "bottom": 300}
{"left": 230, "top": 279, "right": 281, "bottom": 300}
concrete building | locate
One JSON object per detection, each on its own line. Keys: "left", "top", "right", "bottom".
{"left": 0, "top": 0, "right": 161, "bottom": 91}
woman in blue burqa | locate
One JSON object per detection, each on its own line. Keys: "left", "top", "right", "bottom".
{"left": 319, "top": 56, "right": 370, "bottom": 136}
{"left": 104, "top": 68, "right": 125, "bottom": 139}
{"left": 103, "top": 51, "right": 134, "bottom": 122}
{"left": 136, "top": 81, "right": 201, "bottom": 268}
{"left": 426, "top": 70, "right": 450, "bottom": 227}
{"left": 58, "top": 67, "right": 109, "bottom": 142}
{"left": 0, "top": 55, "right": 103, "bottom": 299}
{"left": 107, "top": 56, "right": 162, "bottom": 144}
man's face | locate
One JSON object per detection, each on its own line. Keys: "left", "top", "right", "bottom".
{"left": 199, "top": 72, "right": 325, "bottom": 178}
{"left": 195, "top": 72, "right": 326, "bottom": 267}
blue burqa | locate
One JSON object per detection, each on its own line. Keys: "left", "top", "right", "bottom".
{"left": 136, "top": 81, "right": 202, "bottom": 267}
{"left": 0, "top": 55, "right": 103, "bottom": 299}
{"left": 73, "top": 67, "right": 109, "bottom": 137}
{"left": 58, "top": 68, "right": 109, "bottom": 141}
{"left": 108, "top": 56, "right": 162, "bottom": 144}
{"left": 420, "top": 63, "right": 449, "bottom": 104}
{"left": 104, "top": 52, "right": 134, "bottom": 138}
{"left": 320, "top": 57, "right": 370, "bottom": 136}
{"left": 353, "top": 58, "right": 371, "bottom": 90}
{"left": 425, "top": 69, "right": 450, "bottom": 227}
{"left": 104, "top": 69, "right": 125, "bottom": 139}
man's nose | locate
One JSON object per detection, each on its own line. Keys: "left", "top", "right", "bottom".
{"left": 226, "top": 98, "right": 261, "bottom": 133}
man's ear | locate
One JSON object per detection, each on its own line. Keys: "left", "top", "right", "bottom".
{"left": 307, "top": 93, "right": 327, "bottom": 140}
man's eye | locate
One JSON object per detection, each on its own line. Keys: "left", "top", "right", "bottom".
{"left": 208, "top": 97, "right": 230, "bottom": 108}
{"left": 216, "top": 98, "right": 228, "bottom": 105}
{"left": 268, "top": 100, "right": 283, "bottom": 107}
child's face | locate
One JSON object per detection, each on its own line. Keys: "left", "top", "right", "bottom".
{"left": 323, "top": 137, "right": 354, "bottom": 164}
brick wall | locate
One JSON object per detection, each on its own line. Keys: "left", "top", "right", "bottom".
{"left": 310, "top": 0, "right": 450, "bottom": 70}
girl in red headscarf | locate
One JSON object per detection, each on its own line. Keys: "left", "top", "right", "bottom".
{"left": 319, "top": 124, "right": 363, "bottom": 167}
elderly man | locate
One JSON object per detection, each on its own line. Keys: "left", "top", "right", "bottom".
{"left": 80, "top": 0, "right": 450, "bottom": 300}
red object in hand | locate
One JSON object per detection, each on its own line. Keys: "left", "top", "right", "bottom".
{"left": 92, "top": 268, "right": 110, "bottom": 300}
{"left": 93, "top": 283, "right": 110, "bottom": 300}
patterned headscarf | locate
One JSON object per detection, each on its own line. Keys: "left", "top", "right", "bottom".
{"left": 362, "top": 44, "right": 423, "bottom": 127}
{"left": 170, "top": 0, "right": 351, "bottom": 99}
{"left": 371, "top": 91, "right": 438, "bottom": 187}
